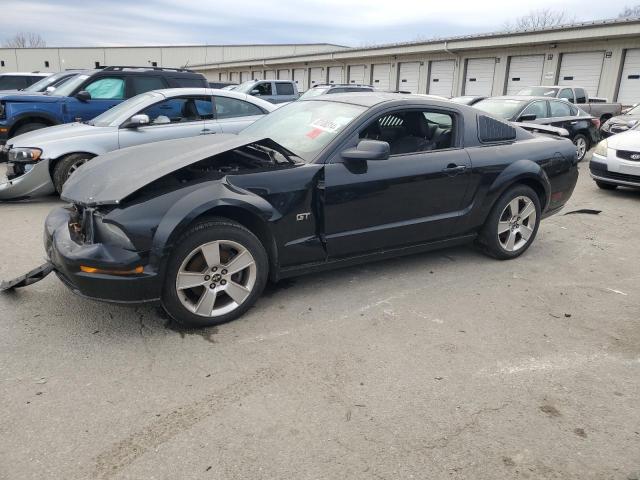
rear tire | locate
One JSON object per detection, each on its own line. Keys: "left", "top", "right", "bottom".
{"left": 52, "top": 153, "right": 94, "bottom": 194}
{"left": 161, "top": 218, "right": 269, "bottom": 328}
{"left": 595, "top": 180, "right": 617, "bottom": 190}
{"left": 477, "top": 185, "right": 541, "bottom": 260}
{"left": 573, "top": 133, "right": 589, "bottom": 162}
{"left": 12, "top": 122, "right": 48, "bottom": 138}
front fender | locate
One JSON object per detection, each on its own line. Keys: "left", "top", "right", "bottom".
{"left": 150, "top": 179, "right": 277, "bottom": 262}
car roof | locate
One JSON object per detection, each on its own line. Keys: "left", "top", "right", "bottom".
{"left": 304, "top": 91, "right": 465, "bottom": 108}
{"left": 485, "top": 95, "right": 567, "bottom": 102}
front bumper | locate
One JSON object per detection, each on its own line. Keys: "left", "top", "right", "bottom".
{"left": 589, "top": 151, "right": 640, "bottom": 188}
{"left": 0, "top": 158, "right": 56, "bottom": 200}
{"left": 45, "top": 206, "right": 161, "bottom": 303}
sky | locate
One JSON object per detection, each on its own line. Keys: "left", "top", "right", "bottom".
{"left": 1, "top": 0, "right": 635, "bottom": 47}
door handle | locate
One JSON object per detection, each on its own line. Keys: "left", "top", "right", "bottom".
{"left": 570, "top": 121, "right": 578, "bottom": 125}
{"left": 442, "top": 164, "right": 467, "bottom": 175}
{"left": 200, "top": 129, "right": 216, "bottom": 135}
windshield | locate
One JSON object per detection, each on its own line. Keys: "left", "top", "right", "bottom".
{"left": 241, "top": 100, "right": 365, "bottom": 162}
{"left": 234, "top": 81, "right": 258, "bottom": 93}
{"left": 516, "top": 87, "right": 559, "bottom": 97}
{"left": 51, "top": 74, "right": 90, "bottom": 96}
{"left": 88, "top": 92, "right": 158, "bottom": 126}
{"left": 299, "top": 88, "right": 329, "bottom": 100}
{"left": 23, "top": 72, "right": 69, "bottom": 92}
{"left": 474, "top": 99, "right": 528, "bottom": 120}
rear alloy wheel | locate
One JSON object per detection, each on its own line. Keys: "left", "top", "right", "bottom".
{"left": 52, "top": 153, "right": 94, "bottom": 193}
{"left": 573, "top": 134, "right": 589, "bottom": 162}
{"left": 162, "top": 219, "right": 268, "bottom": 327}
{"left": 478, "top": 185, "right": 541, "bottom": 259}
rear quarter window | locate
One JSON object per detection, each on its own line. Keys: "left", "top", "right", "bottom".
{"left": 477, "top": 115, "right": 516, "bottom": 143}
{"left": 275, "top": 83, "right": 295, "bottom": 95}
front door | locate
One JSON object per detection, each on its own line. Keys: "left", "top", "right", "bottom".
{"left": 118, "top": 95, "right": 214, "bottom": 149}
{"left": 323, "top": 108, "right": 472, "bottom": 258}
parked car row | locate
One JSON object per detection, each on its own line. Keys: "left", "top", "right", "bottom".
{"left": 2, "top": 91, "right": 579, "bottom": 329}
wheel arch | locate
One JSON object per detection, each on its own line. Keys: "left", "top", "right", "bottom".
{"left": 48, "top": 151, "right": 98, "bottom": 178}
{"left": 8, "top": 113, "right": 58, "bottom": 138}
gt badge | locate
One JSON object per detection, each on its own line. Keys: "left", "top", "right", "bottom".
{"left": 296, "top": 212, "right": 311, "bottom": 221}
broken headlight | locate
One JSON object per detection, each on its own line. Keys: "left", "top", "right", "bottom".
{"left": 8, "top": 147, "right": 42, "bottom": 162}
{"left": 93, "top": 218, "right": 135, "bottom": 250}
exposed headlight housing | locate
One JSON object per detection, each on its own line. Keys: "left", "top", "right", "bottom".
{"left": 593, "top": 139, "right": 608, "bottom": 157}
{"left": 8, "top": 147, "right": 42, "bottom": 162}
{"left": 93, "top": 218, "right": 136, "bottom": 250}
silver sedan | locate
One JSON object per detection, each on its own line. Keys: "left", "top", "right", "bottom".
{"left": 0, "top": 88, "right": 277, "bottom": 199}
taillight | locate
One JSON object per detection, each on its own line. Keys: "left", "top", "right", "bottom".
{"left": 591, "top": 118, "right": 601, "bottom": 129}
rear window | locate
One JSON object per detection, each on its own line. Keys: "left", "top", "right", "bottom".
{"left": 275, "top": 83, "right": 295, "bottom": 95}
{"left": 0, "top": 75, "right": 27, "bottom": 90}
{"left": 130, "top": 76, "right": 167, "bottom": 95}
{"left": 170, "top": 76, "right": 207, "bottom": 88}
{"left": 474, "top": 98, "right": 527, "bottom": 120}
{"left": 516, "top": 87, "right": 559, "bottom": 97}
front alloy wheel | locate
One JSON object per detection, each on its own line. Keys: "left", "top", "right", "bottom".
{"left": 176, "top": 240, "right": 257, "bottom": 317}
{"left": 162, "top": 219, "right": 268, "bottom": 327}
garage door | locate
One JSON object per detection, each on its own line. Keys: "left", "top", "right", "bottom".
{"left": 428, "top": 60, "right": 455, "bottom": 96}
{"left": 506, "top": 55, "right": 544, "bottom": 95}
{"left": 328, "top": 66, "right": 343, "bottom": 84}
{"left": 617, "top": 49, "right": 640, "bottom": 105}
{"left": 309, "top": 67, "right": 324, "bottom": 87}
{"left": 219, "top": 72, "right": 228, "bottom": 81}
{"left": 372, "top": 63, "right": 391, "bottom": 90}
{"left": 252, "top": 71, "right": 263, "bottom": 80}
{"left": 293, "top": 68, "right": 306, "bottom": 91}
{"left": 230, "top": 72, "right": 239, "bottom": 83}
{"left": 398, "top": 62, "right": 420, "bottom": 93}
{"left": 558, "top": 52, "right": 604, "bottom": 97}
{"left": 240, "top": 71, "right": 250, "bottom": 82}
{"left": 464, "top": 58, "right": 496, "bottom": 96}
{"left": 348, "top": 65, "right": 366, "bottom": 84}
{"left": 278, "top": 69, "right": 290, "bottom": 80}
{"left": 264, "top": 70, "right": 276, "bottom": 79}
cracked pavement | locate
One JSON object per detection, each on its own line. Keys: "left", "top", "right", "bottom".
{"left": 1, "top": 158, "right": 639, "bottom": 479}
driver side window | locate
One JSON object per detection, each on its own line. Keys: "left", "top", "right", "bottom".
{"left": 84, "top": 77, "right": 125, "bottom": 99}
{"left": 359, "top": 109, "right": 455, "bottom": 156}
{"left": 254, "top": 82, "right": 272, "bottom": 95}
{"left": 140, "top": 96, "right": 212, "bottom": 124}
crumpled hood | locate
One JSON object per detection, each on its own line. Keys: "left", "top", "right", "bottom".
{"left": 608, "top": 114, "right": 640, "bottom": 125}
{"left": 61, "top": 133, "right": 264, "bottom": 207}
{"left": 10, "top": 122, "right": 109, "bottom": 147}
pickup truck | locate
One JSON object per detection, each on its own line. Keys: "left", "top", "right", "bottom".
{"left": 232, "top": 79, "right": 299, "bottom": 103}
{"left": 516, "top": 86, "right": 622, "bottom": 123}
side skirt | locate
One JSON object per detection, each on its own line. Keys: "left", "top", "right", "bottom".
{"left": 276, "top": 233, "right": 477, "bottom": 280}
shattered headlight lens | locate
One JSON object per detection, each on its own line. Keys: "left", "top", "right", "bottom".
{"left": 593, "top": 139, "right": 608, "bottom": 157}
{"left": 93, "top": 218, "right": 135, "bottom": 250}
{"left": 8, "top": 147, "right": 42, "bottom": 162}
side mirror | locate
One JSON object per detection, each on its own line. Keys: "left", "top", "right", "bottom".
{"left": 45, "top": 86, "right": 56, "bottom": 93}
{"left": 75, "top": 90, "right": 91, "bottom": 102}
{"left": 124, "top": 114, "right": 150, "bottom": 128}
{"left": 341, "top": 140, "right": 390, "bottom": 161}
{"left": 518, "top": 113, "right": 537, "bottom": 122}
{"left": 250, "top": 89, "right": 261, "bottom": 95}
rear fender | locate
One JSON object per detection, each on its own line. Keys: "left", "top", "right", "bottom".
{"left": 482, "top": 159, "right": 551, "bottom": 220}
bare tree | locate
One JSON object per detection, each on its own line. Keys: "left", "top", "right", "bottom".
{"left": 504, "top": 9, "right": 576, "bottom": 31}
{"left": 3, "top": 32, "right": 46, "bottom": 48}
{"left": 619, "top": 4, "right": 640, "bottom": 17}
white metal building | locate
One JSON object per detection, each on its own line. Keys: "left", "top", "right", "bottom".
{"left": 192, "top": 18, "right": 640, "bottom": 104}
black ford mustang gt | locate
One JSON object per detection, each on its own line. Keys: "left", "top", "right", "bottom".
{"left": 17, "top": 93, "right": 579, "bottom": 327}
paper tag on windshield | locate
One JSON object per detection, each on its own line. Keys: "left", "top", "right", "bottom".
{"left": 308, "top": 118, "right": 340, "bottom": 133}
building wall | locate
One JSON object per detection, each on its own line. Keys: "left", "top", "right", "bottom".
{"left": 0, "top": 44, "right": 345, "bottom": 72}
{"left": 203, "top": 37, "right": 640, "bottom": 103}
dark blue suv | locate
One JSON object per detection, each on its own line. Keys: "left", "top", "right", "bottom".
{"left": 0, "top": 66, "right": 208, "bottom": 144}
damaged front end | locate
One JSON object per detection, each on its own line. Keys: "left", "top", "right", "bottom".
{"left": 0, "top": 146, "right": 56, "bottom": 200}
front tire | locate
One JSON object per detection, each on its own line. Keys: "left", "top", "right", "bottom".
{"left": 12, "top": 122, "right": 49, "bottom": 138}
{"left": 478, "top": 185, "right": 541, "bottom": 260}
{"left": 52, "top": 153, "right": 94, "bottom": 194}
{"left": 161, "top": 218, "right": 269, "bottom": 327}
{"left": 573, "top": 134, "right": 589, "bottom": 162}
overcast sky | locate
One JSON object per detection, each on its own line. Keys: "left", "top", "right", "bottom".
{"left": 1, "top": 0, "right": 634, "bottom": 47}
